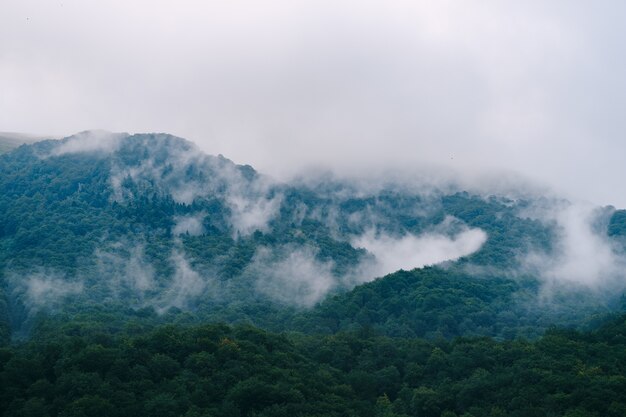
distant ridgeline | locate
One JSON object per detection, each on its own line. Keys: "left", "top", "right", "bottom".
{"left": 0, "top": 131, "right": 625, "bottom": 343}
{"left": 0, "top": 132, "right": 48, "bottom": 155}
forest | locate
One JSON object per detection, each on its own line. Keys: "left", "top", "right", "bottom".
{"left": 2, "top": 313, "right": 626, "bottom": 416}
{"left": 1, "top": 133, "right": 626, "bottom": 416}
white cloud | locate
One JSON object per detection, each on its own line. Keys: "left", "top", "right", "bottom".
{"left": 51, "top": 130, "right": 127, "bottom": 156}
{"left": 353, "top": 226, "right": 488, "bottom": 279}
{"left": 22, "top": 273, "right": 83, "bottom": 309}
{"left": 247, "top": 219, "right": 487, "bottom": 307}
{"left": 248, "top": 245, "right": 336, "bottom": 307}
{"left": 227, "top": 193, "right": 282, "bottom": 237}
{"left": 173, "top": 213, "right": 206, "bottom": 236}
{"left": 95, "top": 243, "right": 156, "bottom": 298}
{"left": 106, "top": 134, "right": 282, "bottom": 236}
{"left": 157, "top": 250, "right": 210, "bottom": 312}
{"left": 523, "top": 202, "right": 626, "bottom": 290}
{"left": 1, "top": 1, "right": 626, "bottom": 206}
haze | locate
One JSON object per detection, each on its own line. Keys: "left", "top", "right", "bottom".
{"left": 2, "top": 1, "right": 626, "bottom": 206}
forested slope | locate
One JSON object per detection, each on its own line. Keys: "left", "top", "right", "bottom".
{"left": 295, "top": 266, "right": 623, "bottom": 340}
{"left": 2, "top": 314, "right": 626, "bottom": 417}
{"left": 1, "top": 132, "right": 626, "bottom": 416}
{"left": 0, "top": 132, "right": 625, "bottom": 344}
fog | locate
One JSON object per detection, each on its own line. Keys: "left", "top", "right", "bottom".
{"left": 81, "top": 132, "right": 284, "bottom": 235}
{"left": 9, "top": 130, "right": 625, "bottom": 313}
{"left": 248, "top": 223, "right": 487, "bottom": 307}
{"left": 173, "top": 213, "right": 206, "bottom": 237}
{"left": 95, "top": 243, "right": 156, "bottom": 299}
{"left": 2, "top": 1, "right": 626, "bottom": 206}
{"left": 354, "top": 227, "right": 487, "bottom": 279}
{"left": 8, "top": 271, "right": 84, "bottom": 314}
{"left": 156, "top": 249, "right": 210, "bottom": 312}
{"left": 522, "top": 202, "right": 626, "bottom": 292}
{"left": 10, "top": 239, "right": 216, "bottom": 315}
{"left": 248, "top": 245, "right": 336, "bottom": 307}
{"left": 3, "top": 129, "right": 626, "bottom": 319}
{"left": 51, "top": 130, "right": 128, "bottom": 156}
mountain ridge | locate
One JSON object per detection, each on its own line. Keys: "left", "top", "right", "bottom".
{"left": 0, "top": 131, "right": 625, "bottom": 343}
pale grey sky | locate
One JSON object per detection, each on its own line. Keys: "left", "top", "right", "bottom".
{"left": 2, "top": 1, "right": 626, "bottom": 206}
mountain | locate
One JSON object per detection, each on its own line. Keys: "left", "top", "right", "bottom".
{"left": 0, "top": 132, "right": 52, "bottom": 154}
{"left": 3, "top": 131, "right": 626, "bottom": 417}
{"left": 0, "top": 131, "right": 625, "bottom": 343}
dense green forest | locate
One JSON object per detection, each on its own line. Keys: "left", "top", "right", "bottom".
{"left": 1, "top": 132, "right": 623, "bottom": 342}
{"left": 294, "top": 266, "right": 624, "bottom": 340}
{"left": 2, "top": 132, "right": 626, "bottom": 416}
{"left": 2, "top": 314, "right": 626, "bottom": 417}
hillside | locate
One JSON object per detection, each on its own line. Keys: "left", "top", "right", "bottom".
{"left": 0, "top": 132, "right": 50, "bottom": 154}
{"left": 0, "top": 132, "right": 625, "bottom": 344}
{"left": 2, "top": 313, "right": 626, "bottom": 416}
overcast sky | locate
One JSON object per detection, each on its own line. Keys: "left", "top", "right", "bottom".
{"left": 2, "top": 1, "right": 626, "bottom": 206}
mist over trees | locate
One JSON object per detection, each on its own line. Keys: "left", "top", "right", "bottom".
{"left": 1, "top": 133, "right": 626, "bottom": 416}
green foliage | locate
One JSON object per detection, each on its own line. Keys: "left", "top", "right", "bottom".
{"left": 609, "top": 209, "right": 626, "bottom": 239}
{"left": 295, "top": 266, "right": 617, "bottom": 340}
{"left": 0, "top": 134, "right": 622, "bottom": 342}
{"left": 2, "top": 316, "right": 626, "bottom": 416}
{"left": 0, "top": 322, "right": 367, "bottom": 416}
{"left": 1, "top": 134, "right": 626, "bottom": 415}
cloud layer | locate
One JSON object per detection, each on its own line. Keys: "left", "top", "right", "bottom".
{"left": 2, "top": 1, "right": 626, "bottom": 206}
{"left": 523, "top": 202, "right": 626, "bottom": 291}
{"left": 354, "top": 227, "right": 488, "bottom": 279}
{"left": 247, "top": 223, "right": 487, "bottom": 307}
